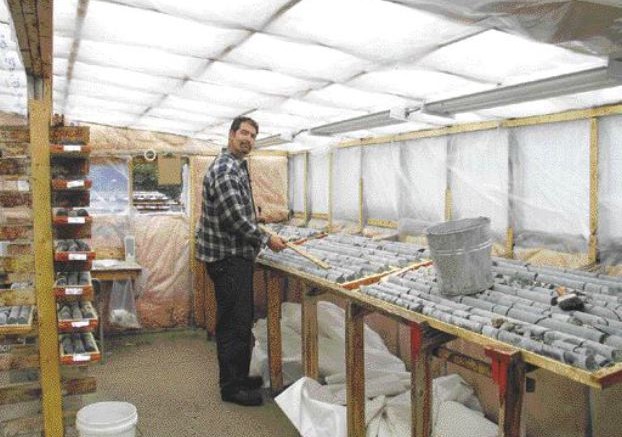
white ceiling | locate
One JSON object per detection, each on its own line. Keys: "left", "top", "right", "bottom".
{"left": 0, "top": 0, "right": 621, "bottom": 151}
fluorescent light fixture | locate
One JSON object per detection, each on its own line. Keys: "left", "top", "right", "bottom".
{"left": 425, "top": 57, "right": 622, "bottom": 115}
{"left": 408, "top": 108, "right": 454, "bottom": 126}
{"left": 309, "top": 107, "right": 408, "bottom": 136}
{"left": 255, "top": 133, "right": 294, "bottom": 148}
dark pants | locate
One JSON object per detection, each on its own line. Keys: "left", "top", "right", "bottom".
{"left": 205, "top": 256, "right": 255, "bottom": 396}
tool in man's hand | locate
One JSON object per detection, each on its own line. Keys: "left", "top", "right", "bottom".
{"left": 259, "top": 224, "right": 331, "bottom": 270}
{"left": 554, "top": 286, "right": 585, "bottom": 311}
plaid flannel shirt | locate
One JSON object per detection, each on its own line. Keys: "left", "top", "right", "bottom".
{"left": 196, "top": 151, "right": 269, "bottom": 263}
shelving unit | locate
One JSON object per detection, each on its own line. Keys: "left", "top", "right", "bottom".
{"left": 51, "top": 140, "right": 100, "bottom": 367}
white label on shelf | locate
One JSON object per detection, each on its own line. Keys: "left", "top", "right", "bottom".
{"left": 65, "top": 288, "right": 83, "bottom": 295}
{"left": 72, "top": 354, "right": 91, "bottom": 362}
{"left": 17, "top": 180, "right": 30, "bottom": 192}
{"left": 63, "top": 145, "right": 81, "bottom": 152}
{"left": 67, "top": 217, "right": 85, "bottom": 224}
{"left": 0, "top": 344, "right": 11, "bottom": 353}
{"left": 68, "top": 253, "right": 87, "bottom": 261}
{"left": 71, "top": 321, "right": 89, "bottom": 328}
{"left": 67, "top": 180, "right": 85, "bottom": 188}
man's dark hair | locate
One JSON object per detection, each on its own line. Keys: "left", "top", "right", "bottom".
{"left": 230, "top": 116, "right": 259, "bottom": 135}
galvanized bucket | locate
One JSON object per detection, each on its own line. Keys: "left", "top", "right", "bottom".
{"left": 426, "top": 217, "right": 493, "bottom": 295}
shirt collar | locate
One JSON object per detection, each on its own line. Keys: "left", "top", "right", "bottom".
{"left": 221, "top": 148, "right": 247, "bottom": 164}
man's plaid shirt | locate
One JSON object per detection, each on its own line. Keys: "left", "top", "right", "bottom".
{"left": 196, "top": 151, "right": 269, "bottom": 263}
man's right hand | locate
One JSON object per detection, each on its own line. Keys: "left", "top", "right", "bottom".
{"left": 267, "top": 235, "right": 287, "bottom": 252}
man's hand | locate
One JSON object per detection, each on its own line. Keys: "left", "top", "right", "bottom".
{"left": 267, "top": 235, "right": 287, "bottom": 252}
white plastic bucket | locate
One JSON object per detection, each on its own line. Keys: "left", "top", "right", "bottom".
{"left": 426, "top": 217, "right": 493, "bottom": 295}
{"left": 76, "top": 402, "right": 138, "bottom": 437}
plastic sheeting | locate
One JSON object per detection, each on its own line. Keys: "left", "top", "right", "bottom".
{"left": 511, "top": 119, "right": 590, "bottom": 252}
{"left": 253, "top": 301, "right": 497, "bottom": 437}
{"left": 332, "top": 147, "right": 361, "bottom": 225}
{"left": 133, "top": 214, "right": 192, "bottom": 328}
{"left": 363, "top": 144, "right": 401, "bottom": 221}
{"left": 309, "top": 151, "right": 329, "bottom": 215}
{"left": 88, "top": 157, "right": 130, "bottom": 215}
{"left": 249, "top": 154, "right": 289, "bottom": 222}
{"left": 400, "top": 137, "right": 447, "bottom": 230}
{"left": 397, "top": 0, "right": 622, "bottom": 55}
{"left": 449, "top": 129, "right": 509, "bottom": 237}
{"left": 598, "top": 115, "right": 622, "bottom": 265}
{"left": 289, "top": 154, "right": 305, "bottom": 213}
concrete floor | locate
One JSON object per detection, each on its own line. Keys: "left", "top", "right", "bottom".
{"left": 76, "top": 330, "right": 299, "bottom": 437}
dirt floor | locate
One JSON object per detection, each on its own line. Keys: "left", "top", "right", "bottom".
{"left": 73, "top": 329, "right": 299, "bottom": 436}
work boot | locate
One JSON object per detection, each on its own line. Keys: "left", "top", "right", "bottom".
{"left": 241, "top": 376, "right": 264, "bottom": 390}
{"left": 221, "top": 389, "right": 263, "bottom": 407}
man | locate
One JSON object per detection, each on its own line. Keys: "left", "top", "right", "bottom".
{"left": 196, "top": 116, "right": 287, "bottom": 407}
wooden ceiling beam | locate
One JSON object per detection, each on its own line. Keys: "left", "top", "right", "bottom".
{"left": 6, "top": 0, "right": 53, "bottom": 79}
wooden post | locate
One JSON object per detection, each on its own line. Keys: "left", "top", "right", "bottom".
{"left": 411, "top": 323, "right": 432, "bottom": 437}
{"left": 410, "top": 323, "right": 454, "bottom": 437}
{"left": 586, "top": 386, "right": 604, "bottom": 437}
{"left": 358, "top": 177, "right": 364, "bottom": 233}
{"left": 303, "top": 152, "right": 309, "bottom": 224}
{"left": 485, "top": 347, "right": 525, "bottom": 437}
{"left": 265, "top": 269, "right": 283, "bottom": 394}
{"left": 345, "top": 302, "right": 366, "bottom": 437}
{"left": 301, "top": 283, "right": 319, "bottom": 380}
{"left": 30, "top": 84, "right": 63, "bottom": 436}
{"left": 588, "top": 118, "right": 599, "bottom": 265}
{"left": 328, "top": 151, "right": 333, "bottom": 231}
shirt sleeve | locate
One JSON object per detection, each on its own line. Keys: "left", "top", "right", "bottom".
{"left": 213, "top": 169, "right": 269, "bottom": 248}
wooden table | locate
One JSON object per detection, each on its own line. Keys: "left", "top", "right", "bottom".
{"left": 256, "top": 259, "right": 622, "bottom": 437}
{"left": 91, "top": 260, "right": 142, "bottom": 362}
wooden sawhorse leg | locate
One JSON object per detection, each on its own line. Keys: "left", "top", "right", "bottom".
{"left": 265, "top": 269, "right": 284, "bottom": 395}
{"left": 301, "top": 283, "right": 322, "bottom": 380}
{"left": 346, "top": 302, "right": 367, "bottom": 437}
{"left": 485, "top": 347, "right": 525, "bottom": 437}
{"left": 410, "top": 322, "right": 454, "bottom": 437}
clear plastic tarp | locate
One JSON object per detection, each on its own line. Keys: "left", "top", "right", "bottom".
{"left": 88, "top": 157, "right": 131, "bottom": 215}
{"left": 309, "top": 151, "right": 329, "bottom": 215}
{"left": 289, "top": 154, "right": 305, "bottom": 213}
{"left": 598, "top": 115, "right": 622, "bottom": 265}
{"left": 400, "top": 137, "right": 448, "bottom": 229}
{"left": 362, "top": 144, "right": 401, "bottom": 221}
{"left": 332, "top": 147, "right": 361, "bottom": 225}
{"left": 511, "top": 120, "right": 590, "bottom": 252}
{"left": 448, "top": 129, "right": 509, "bottom": 237}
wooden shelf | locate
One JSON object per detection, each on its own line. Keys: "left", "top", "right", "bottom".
{"left": 0, "top": 158, "right": 30, "bottom": 176}
{"left": 54, "top": 251, "right": 96, "bottom": 262}
{"left": 52, "top": 191, "right": 90, "bottom": 208}
{"left": 0, "top": 305, "right": 34, "bottom": 335}
{"left": 51, "top": 179, "right": 92, "bottom": 191}
{"left": 0, "top": 192, "right": 31, "bottom": 208}
{"left": 0, "top": 225, "right": 33, "bottom": 241}
{"left": 59, "top": 333, "right": 101, "bottom": 366}
{"left": 57, "top": 301, "right": 98, "bottom": 333}
{"left": 50, "top": 144, "right": 91, "bottom": 156}
{"left": 52, "top": 215, "right": 92, "bottom": 226}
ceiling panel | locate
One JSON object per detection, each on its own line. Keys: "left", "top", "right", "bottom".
{"left": 224, "top": 33, "right": 372, "bottom": 82}
{"left": 197, "top": 61, "right": 325, "bottom": 96}
{"left": 81, "top": 1, "right": 248, "bottom": 58}
{"left": 269, "top": 0, "right": 479, "bottom": 62}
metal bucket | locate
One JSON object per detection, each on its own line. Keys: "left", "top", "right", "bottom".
{"left": 426, "top": 217, "right": 493, "bottom": 295}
